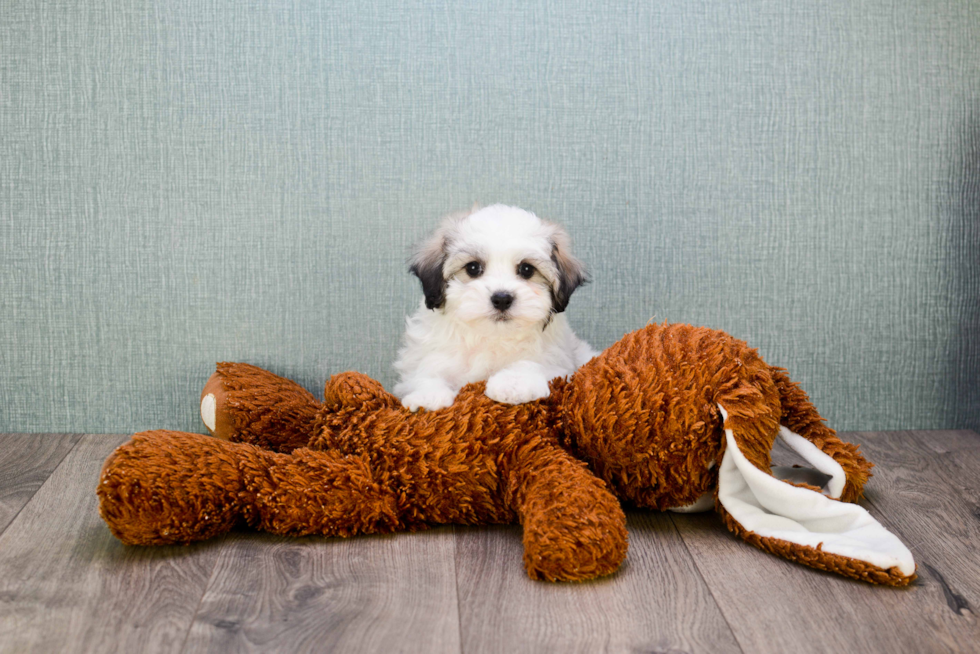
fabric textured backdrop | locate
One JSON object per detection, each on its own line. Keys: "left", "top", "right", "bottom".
{"left": 2, "top": 0, "right": 978, "bottom": 433}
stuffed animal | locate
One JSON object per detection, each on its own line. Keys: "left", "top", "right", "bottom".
{"left": 97, "top": 323, "right": 915, "bottom": 585}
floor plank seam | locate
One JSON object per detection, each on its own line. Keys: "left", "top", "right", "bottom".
{"left": 860, "top": 444, "right": 966, "bottom": 615}
{"left": 0, "top": 433, "right": 84, "bottom": 541}
{"left": 859, "top": 431, "right": 937, "bottom": 579}
{"left": 176, "top": 537, "right": 227, "bottom": 653}
{"left": 450, "top": 524, "right": 466, "bottom": 654}
{"left": 861, "top": 494, "right": 927, "bottom": 567}
{"left": 666, "top": 512, "right": 747, "bottom": 654}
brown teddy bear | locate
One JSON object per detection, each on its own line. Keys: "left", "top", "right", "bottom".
{"left": 97, "top": 323, "right": 915, "bottom": 585}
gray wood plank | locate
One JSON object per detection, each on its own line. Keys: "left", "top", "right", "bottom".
{"left": 0, "top": 434, "right": 223, "bottom": 654}
{"left": 2, "top": 430, "right": 972, "bottom": 653}
{"left": 182, "top": 527, "right": 462, "bottom": 654}
{"left": 672, "top": 430, "right": 980, "bottom": 654}
{"left": 455, "top": 513, "right": 742, "bottom": 654}
{"left": 0, "top": 433, "right": 82, "bottom": 535}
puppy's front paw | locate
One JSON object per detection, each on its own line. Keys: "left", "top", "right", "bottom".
{"left": 401, "top": 387, "right": 457, "bottom": 412}
{"left": 485, "top": 369, "right": 551, "bottom": 405}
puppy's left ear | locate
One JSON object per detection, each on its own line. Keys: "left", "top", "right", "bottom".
{"left": 547, "top": 223, "right": 589, "bottom": 314}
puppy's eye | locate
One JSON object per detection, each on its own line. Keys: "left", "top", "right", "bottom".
{"left": 464, "top": 261, "right": 484, "bottom": 278}
{"left": 517, "top": 262, "right": 536, "bottom": 280}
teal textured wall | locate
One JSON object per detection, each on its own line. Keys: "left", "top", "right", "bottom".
{"left": 2, "top": 0, "right": 978, "bottom": 433}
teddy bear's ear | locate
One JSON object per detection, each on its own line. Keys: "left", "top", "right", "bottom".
{"left": 714, "top": 405, "right": 916, "bottom": 586}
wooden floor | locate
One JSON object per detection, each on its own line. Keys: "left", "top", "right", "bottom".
{"left": 0, "top": 431, "right": 978, "bottom": 653}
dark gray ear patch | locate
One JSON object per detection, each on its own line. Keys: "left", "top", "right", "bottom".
{"left": 408, "top": 206, "right": 478, "bottom": 311}
{"left": 410, "top": 251, "right": 447, "bottom": 310}
{"left": 551, "top": 254, "right": 589, "bottom": 313}
{"left": 549, "top": 245, "right": 589, "bottom": 314}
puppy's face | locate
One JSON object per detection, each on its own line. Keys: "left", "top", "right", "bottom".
{"left": 409, "top": 205, "right": 587, "bottom": 328}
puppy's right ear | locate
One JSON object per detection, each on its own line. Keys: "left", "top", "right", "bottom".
{"left": 409, "top": 234, "right": 448, "bottom": 310}
{"left": 409, "top": 206, "right": 476, "bottom": 310}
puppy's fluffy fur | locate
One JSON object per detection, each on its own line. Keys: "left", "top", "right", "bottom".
{"left": 394, "top": 204, "right": 596, "bottom": 412}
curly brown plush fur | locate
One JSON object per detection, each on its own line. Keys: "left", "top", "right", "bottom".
{"left": 98, "top": 323, "right": 912, "bottom": 585}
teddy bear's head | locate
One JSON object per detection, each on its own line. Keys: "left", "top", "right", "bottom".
{"left": 559, "top": 326, "right": 725, "bottom": 511}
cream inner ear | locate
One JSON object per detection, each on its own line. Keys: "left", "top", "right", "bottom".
{"left": 777, "top": 425, "right": 846, "bottom": 498}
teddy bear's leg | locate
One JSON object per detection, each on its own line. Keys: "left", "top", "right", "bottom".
{"left": 200, "top": 362, "right": 321, "bottom": 453}
{"left": 306, "top": 372, "right": 404, "bottom": 451}
{"left": 238, "top": 445, "right": 406, "bottom": 537}
{"left": 99, "top": 430, "right": 256, "bottom": 545}
{"left": 508, "top": 444, "right": 628, "bottom": 582}
{"left": 322, "top": 371, "right": 400, "bottom": 412}
{"left": 771, "top": 368, "right": 872, "bottom": 503}
{"left": 99, "top": 430, "right": 407, "bottom": 546}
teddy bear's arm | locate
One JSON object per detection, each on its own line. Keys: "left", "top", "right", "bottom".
{"left": 505, "top": 442, "right": 628, "bottom": 582}
{"left": 200, "top": 363, "right": 321, "bottom": 453}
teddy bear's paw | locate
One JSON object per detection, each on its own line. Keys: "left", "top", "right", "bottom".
{"left": 201, "top": 392, "right": 217, "bottom": 431}
{"left": 200, "top": 372, "right": 234, "bottom": 440}
{"left": 201, "top": 372, "right": 241, "bottom": 441}
{"left": 523, "top": 520, "right": 628, "bottom": 582}
{"left": 485, "top": 368, "right": 551, "bottom": 405}
{"left": 401, "top": 386, "right": 457, "bottom": 412}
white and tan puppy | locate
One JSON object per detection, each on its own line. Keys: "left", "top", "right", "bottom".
{"left": 394, "top": 204, "right": 596, "bottom": 412}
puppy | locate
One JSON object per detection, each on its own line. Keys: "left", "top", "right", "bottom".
{"left": 394, "top": 204, "right": 596, "bottom": 412}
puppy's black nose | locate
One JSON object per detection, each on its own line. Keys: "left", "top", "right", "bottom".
{"left": 491, "top": 291, "right": 514, "bottom": 312}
